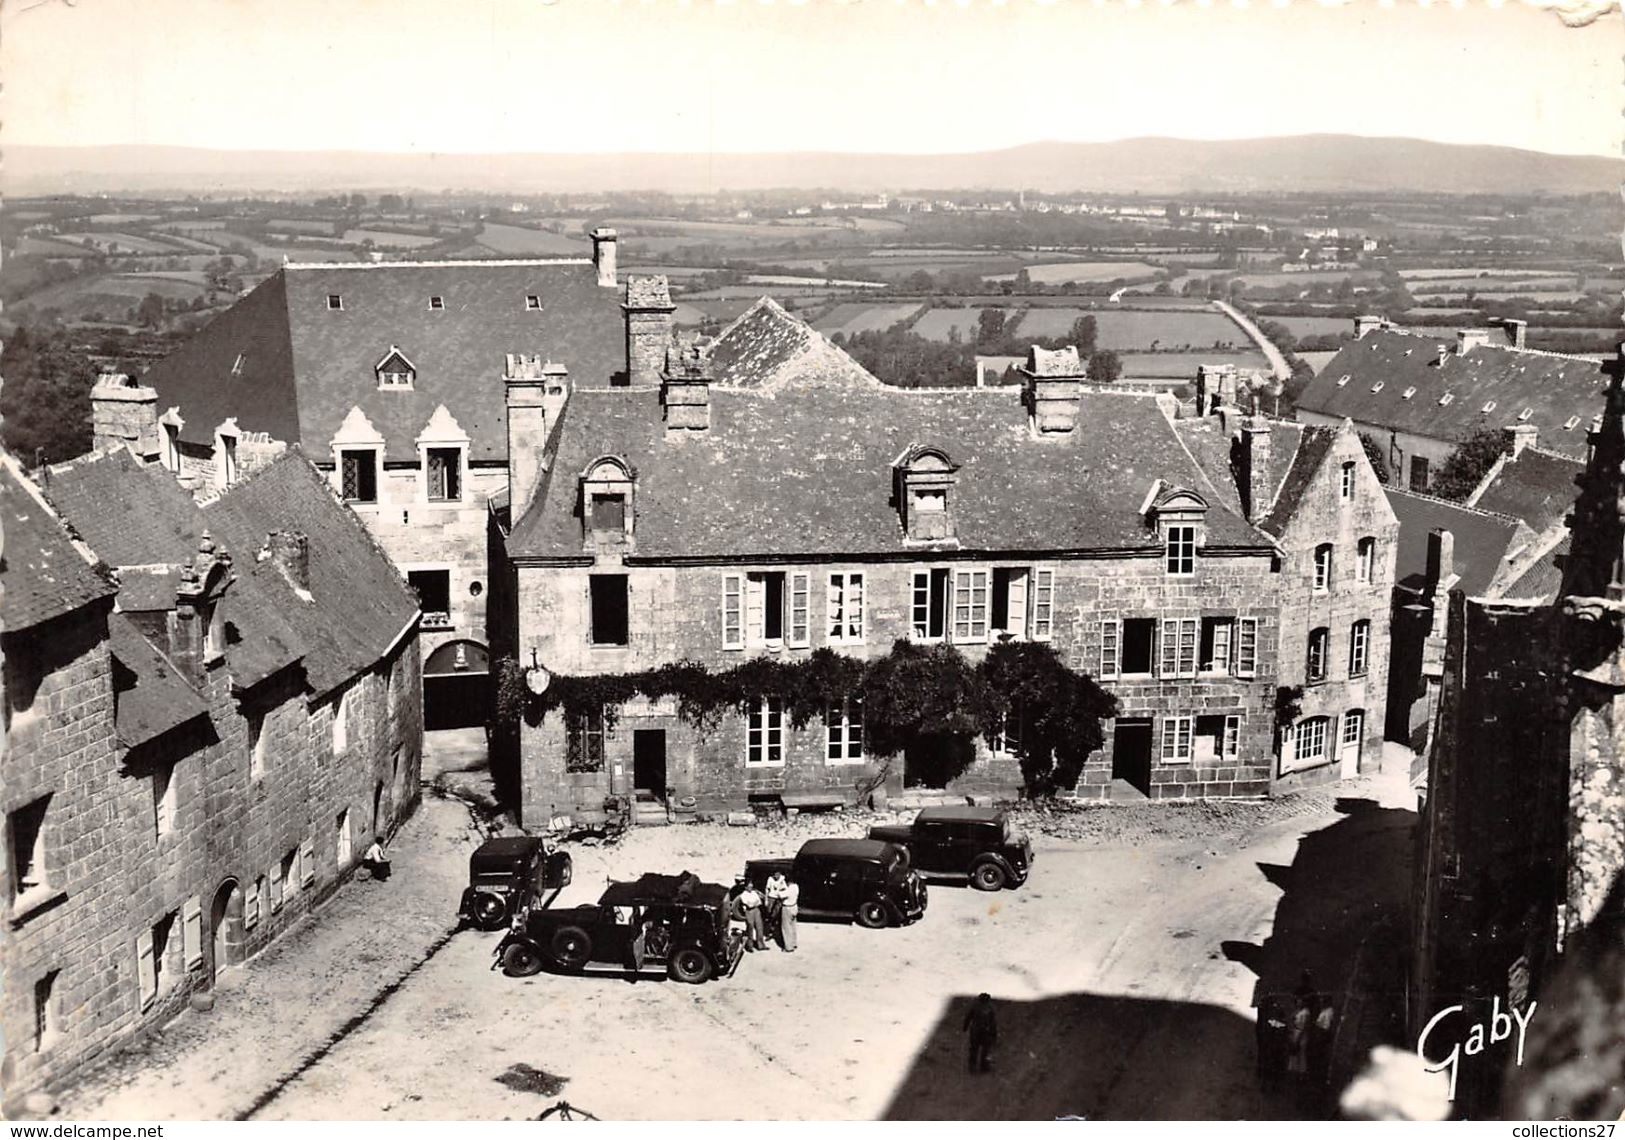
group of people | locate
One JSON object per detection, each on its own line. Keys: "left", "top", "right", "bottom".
{"left": 730, "top": 871, "right": 799, "bottom": 953}
{"left": 1260, "top": 973, "right": 1338, "bottom": 1094}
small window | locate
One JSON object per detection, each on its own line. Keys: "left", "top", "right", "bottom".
{"left": 428, "top": 296, "right": 445, "bottom": 310}
{"left": 590, "top": 575, "right": 630, "bottom": 646}
{"left": 990, "top": 706, "right": 1025, "bottom": 759}
{"left": 1520, "top": 408, "right": 1535, "bottom": 422}
{"left": 9, "top": 796, "right": 50, "bottom": 900}
{"left": 1349, "top": 620, "right": 1371, "bottom": 677}
{"left": 567, "top": 707, "right": 606, "bottom": 772}
{"left": 282, "top": 847, "right": 300, "bottom": 897}
{"left": 1438, "top": 393, "right": 1454, "bottom": 406}
{"left": 826, "top": 699, "right": 864, "bottom": 764}
{"left": 1340, "top": 462, "right": 1355, "bottom": 500}
{"left": 407, "top": 569, "right": 452, "bottom": 629}
{"left": 33, "top": 971, "right": 59, "bottom": 1052}
{"left": 1356, "top": 537, "right": 1376, "bottom": 583}
{"left": 1161, "top": 716, "right": 1194, "bottom": 764}
{"left": 1166, "top": 524, "right": 1196, "bottom": 576}
{"left": 248, "top": 712, "right": 267, "bottom": 780}
{"left": 1336, "top": 375, "right": 1350, "bottom": 387}
{"left": 1563, "top": 416, "right": 1581, "bottom": 430}
{"left": 327, "top": 294, "right": 343, "bottom": 311}
{"left": 332, "top": 688, "right": 349, "bottom": 755}
{"left": 231, "top": 353, "right": 246, "bottom": 376}
{"left": 1308, "top": 627, "right": 1331, "bottom": 683}
{"left": 1409, "top": 455, "right": 1431, "bottom": 493}
{"left": 1481, "top": 400, "right": 1497, "bottom": 414}
{"left": 152, "top": 762, "right": 178, "bottom": 839}
{"left": 746, "top": 698, "right": 785, "bottom": 767}
{"left": 221, "top": 434, "right": 239, "bottom": 487}
{"left": 525, "top": 294, "right": 542, "bottom": 311}
{"left": 589, "top": 493, "right": 627, "bottom": 543}
{"left": 1313, "top": 544, "right": 1333, "bottom": 592}
{"left": 425, "top": 447, "right": 462, "bottom": 502}
{"left": 1401, "top": 387, "right": 1417, "bottom": 400}
{"left": 340, "top": 449, "right": 379, "bottom": 504}
{"left": 1370, "top": 381, "right": 1385, "bottom": 393}
{"left": 184, "top": 895, "right": 204, "bottom": 968}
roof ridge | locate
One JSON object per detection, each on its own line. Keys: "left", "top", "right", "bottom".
{"left": 1384, "top": 484, "right": 1525, "bottom": 523}
{"left": 282, "top": 257, "right": 593, "bottom": 271}
{"left": 1370, "top": 326, "right": 1602, "bottom": 364}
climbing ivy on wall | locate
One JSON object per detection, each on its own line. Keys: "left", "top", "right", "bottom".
{"left": 494, "top": 639, "right": 1120, "bottom": 797}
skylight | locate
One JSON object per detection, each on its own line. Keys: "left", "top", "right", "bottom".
{"left": 525, "top": 295, "right": 542, "bottom": 311}
{"left": 1564, "top": 416, "right": 1582, "bottom": 430}
{"left": 231, "top": 353, "right": 246, "bottom": 376}
{"left": 1336, "top": 375, "right": 1350, "bottom": 388}
{"left": 1402, "top": 387, "right": 1417, "bottom": 400}
{"left": 429, "top": 296, "right": 445, "bottom": 311}
{"left": 1518, "top": 408, "right": 1533, "bottom": 421}
{"left": 1371, "top": 381, "right": 1385, "bottom": 393}
{"left": 327, "top": 294, "right": 343, "bottom": 311}
{"left": 1481, "top": 400, "right": 1496, "bottom": 413}
{"left": 1438, "top": 394, "right": 1454, "bottom": 406}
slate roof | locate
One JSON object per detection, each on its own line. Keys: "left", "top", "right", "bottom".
{"left": 44, "top": 447, "right": 206, "bottom": 567}
{"left": 1171, "top": 414, "right": 1306, "bottom": 522}
{"left": 1385, "top": 487, "right": 1527, "bottom": 596}
{"left": 1468, "top": 446, "right": 1582, "bottom": 532}
{"left": 509, "top": 382, "right": 1270, "bottom": 562}
{"left": 1258, "top": 427, "right": 1340, "bottom": 539}
{"left": 1500, "top": 532, "right": 1568, "bottom": 601}
{"left": 107, "top": 611, "right": 208, "bottom": 748}
{"left": 710, "top": 298, "right": 884, "bottom": 391}
{"left": 1296, "top": 329, "right": 1610, "bottom": 461}
{"left": 0, "top": 451, "right": 117, "bottom": 632}
{"left": 142, "top": 260, "right": 626, "bottom": 463}
{"left": 203, "top": 451, "right": 419, "bottom": 697}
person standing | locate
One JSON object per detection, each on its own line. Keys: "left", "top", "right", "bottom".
{"left": 738, "top": 883, "right": 767, "bottom": 951}
{"left": 779, "top": 877, "right": 799, "bottom": 952}
{"left": 764, "top": 871, "right": 789, "bottom": 946}
{"left": 962, "top": 993, "right": 998, "bottom": 1074}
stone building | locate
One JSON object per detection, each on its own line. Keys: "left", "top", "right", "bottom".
{"left": 1295, "top": 317, "right": 1606, "bottom": 493}
{"left": 1, "top": 447, "right": 420, "bottom": 1102}
{"left": 128, "top": 239, "right": 623, "bottom": 727}
{"left": 1410, "top": 345, "right": 1625, "bottom": 1116}
{"left": 494, "top": 301, "right": 1391, "bottom": 824}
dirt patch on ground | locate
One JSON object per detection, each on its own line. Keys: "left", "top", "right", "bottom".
{"left": 493, "top": 1064, "right": 568, "bottom": 1097}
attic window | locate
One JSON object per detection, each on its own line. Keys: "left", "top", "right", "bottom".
{"left": 1336, "top": 375, "right": 1350, "bottom": 388}
{"left": 525, "top": 295, "right": 542, "bottom": 311}
{"left": 231, "top": 353, "right": 246, "bottom": 376}
{"left": 1592, "top": 414, "right": 1604, "bottom": 432}
{"left": 327, "top": 294, "right": 343, "bottom": 311}
{"left": 1371, "top": 381, "right": 1385, "bottom": 393}
{"left": 1438, "top": 394, "right": 1454, "bottom": 406}
{"left": 428, "top": 296, "right": 445, "bottom": 311}
{"left": 1401, "top": 387, "right": 1417, "bottom": 400}
{"left": 1518, "top": 408, "right": 1534, "bottom": 422}
{"left": 1564, "top": 416, "right": 1582, "bottom": 430}
{"left": 1481, "top": 400, "right": 1496, "bottom": 413}
{"left": 375, "top": 346, "right": 416, "bottom": 389}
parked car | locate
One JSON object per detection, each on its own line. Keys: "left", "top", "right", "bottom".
{"left": 867, "top": 805, "right": 1033, "bottom": 891}
{"left": 743, "top": 838, "right": 927, "bottom": 929}
{"left": 459, "top": 835, "right": 573, "bottom": 931}
{"left": 494, "top": 871, "right": 744, "bottom": 984}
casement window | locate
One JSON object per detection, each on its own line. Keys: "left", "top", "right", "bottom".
{"left": 183, "top": 896, "right": 204, "bottom": 969}
{"left": 1030, "top": 568, "right": 1055, "bottom": 640}
{"left": 787, "top": 573, "right": 811, "bottom": 648}
{"left": 566, "top": 706, "right": 606, "bottom": 772}
{"left": 8, "top": 796, "right": 50, "bottom": 902}
{"left": 300, "top": 838, "right": 316, "bottom": 887}
{"left": 1166, "top": 524, "right": 1196, "bottom": 576}
{"left": 589, "top": 574, "right": 630, "bottom": 646}
{"left": 722, "top": 574, "right": 744, "bottom": 650}
{"left": 152, "top": 762, "right": 177, "bottom": 839}
{"left": 990, "top": 568, "right": 1029, "bottom": 639}
{"left": 1340, "top": 462, "right": 1356, "bottom": 500}
{"left": 746, "top": 698, "right": 785, "bottom": 767}
{"left": 1161, "top": 715, "right": 1194, "bottom": 764}
{"left": 425, "top": 447, "right": 462, "bottom": 502}
{"left": 952, "top": 569, "right": 991, "bottom": 643}
{"left": 911, "top": 568, "right": 951, "bottom": 641}
{"left": 1356, "top": 537, "right": 1376, "bottom": 584}
{"left": 1313, "top": 545, "right": 1333, "bottom": 592}
{"left": 1307, "top": 627, "right": 1331, "bottom": 683}
{"left": 1291, "top": 716, "right": 1331, "bottom": 768}
{"left": 1159, "top": 618, "right": 1198, "bottom": 679}
{"left": 1235, "top": 618, "right": 1259, "bottom": 678}
{"left": 246, "top": 878, "right": 262, "bottom": 929}
{"left": 1121, "top": 618, "right": 1156, "bottom": 675}
{"left": 1200, "top": 618, "right": 1234, "bottom": 675}
{"left": 282, "top": 847, "right": 301, "bottom": 898}
{"left": 248, "top": 712, "right": 267, "bottom": 780}
{"left": 137, "top": 914, "right": 176, "bottom": 1009}
{"left": 827, "top": 573, "right": 865, "bottom": 644}
{"left": 990, "top": 706, "right": 1025, "bottom": 759}
{"left": 742, "top": 571, "right": 811, "bottom": 649}
{"left": 332, "top": 688, "right": 350, "bottom": 755}
{"left": 826, "top": 699, "right": 864, "bottom": 764}
{"left": 1100, "top": 619, "right": 1121, "bottom": 679}
{"left": 1223, "top": 714, "right": 1241, "bottom": 758}
{"left": 339, "top": 448, "right": 378, "bottom": 504}
{"left": 1349, "top": 620, "right": 1371, "bottom": 678}
{"left": 33, "top": 971, "right": 58, "bottom": 1052}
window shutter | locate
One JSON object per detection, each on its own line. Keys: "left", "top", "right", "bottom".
{"left": 826, "top": 575, "right": 843, "bottom": 641}
{"left": 1224, "top": 714, "right": 1241, "bottom": 757}
{"left": 246, "top": 879, "right": 261, "bottom": 929}
{"left": 1180, "top": 619, "right": 1198, "bottom": 678}
{"left": 1161, "top": 718, "right": 1179, "bottom": 762}
{"left": 1030, "top": 568, "right": 1054, "bottom": 641}
{"left": 847, "top": 574, "right": 864, "bottom": 642}
{"left": 1159, "top": 619, "right": 1179, "bottom": 678}
{"left": 1236, "top": 618, "right": 1258, "bottom": 677}
{"left": 1006, "top": 569, "right": 1029, "bottom": 640}
{"left": 184, "top": 896, "right": 204, "bottom": 968}
{"left": 721, "top": 574, "right": 743, "bottom": 650}
{"left": 270, "top": 860, "right": 284, "bottom": 911}
{"left": 137, "top": 931, "right": 157, "bottom": 1007}
{"left": 300, "top": 838, "right": 316, "bottom": 887}
{"left": 788, "top": 573, "right": 811, "bottom": 648}
{"left": 745, "top": 575, "right": 765, "bottom": 644}
{"left": 1100, "top": 619, "right": 1120, "bottom": 679}
{"left": 911, "top": 571, "right": 931, "bottom": 640}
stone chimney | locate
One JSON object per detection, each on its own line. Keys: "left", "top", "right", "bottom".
{"left": 505, "top": 354, "right": 554, "bottom": 516}
{"left": 1238, "top": 416, "right": 1273, "bottom": 522}
{"left": 90, "top": 372, "right": 161, "bottom": 460}
{"left": 662, "top": 337, "right": 714, "bottom": 432}
{"left": 1503, "top": 423, "right": 1538, "bottom": 460}
{"left": 1498, "top": 318, "right": 1528, "bottom": 349}
{"left": 1196, "top": 363, "right": 1238, "bottom": 417}
{"left": 1018, "top": 345, "right": 1087, "bottom": 434}
{"left": 591, "top": 227, "right": 618, "bottom": 288}
{"left": 263, "top": 530, "right": 310, "bottom": 594}
{"left": 1355, "top": 315, "right": 1386, "bottom": 339}
{"left": 1425, "top": 528, "right": 1457, "bottom": 594}
{"left": 624, "top": 275, "right": 676, "bottom": 387}
{"left": 1456, "top": 328, "right": 1492, "bottom": 356}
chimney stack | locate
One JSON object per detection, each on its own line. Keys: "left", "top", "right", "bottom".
{"left": 624, "top": 275, "right": 676, "bottom": 387}
{"left": 591, "top": 227, "right": 618, "bottom": 288}
{"left": 1019, "top": 345, "right": 1087, "bottom": 434}
{"left": 1354, "top": 315, "right": 1385, "bottom": 339}
{"left": 90, "top": 372, "right": 161, "bottom": 460}
{"left": 1456, "top": 328, "right": 1491, "bottom": 356}
{"left": 1503, "top": 423, "right": 1538, "bottom": 460}
{"left": 662, "top": 337, "right": 714, "bottom": 432}
{"left": 1197, "top": 363, "right": 1238, "bottom": 417}
{"left": 1498, "top": 318, "right": 1528, "bottom": 349}
{"left": 1239, "top": 416, "right": 1273, "bottom": 522}
{"left": 263, "top": 530, "right": 310, "bottom": 593}
{"left": 1426, "top": 528, "right": 1457, "bottom": 593}
{"left": 505, "top": 354, "right": 555, "bottom": 516}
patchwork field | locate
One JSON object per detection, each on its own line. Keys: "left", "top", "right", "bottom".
{"left": 984, "top": 261, "right": 1160, "bottom": 285}
{"left": 1017, "top": 307, "right": 1245, "bottom": 349}
{"left": 913, "top": 308, "right": 1014, "bottom": 342}
{"left": 58, "top": 231, "right": 185, "bottom": 255}
{"left": 472, "top": 223, "right": 589, "bottom": 255}
{"left": 812, "top": 302, "right": 924, "bottom": 337}
{"left": 1117, "top": 349, "right": 1269, "bottom": 380}
{"left": 342, "top": 229, "right": 443, "bottom": 249}
{"left": 1270, "top": 316, "right": 1357, "bottom": 338}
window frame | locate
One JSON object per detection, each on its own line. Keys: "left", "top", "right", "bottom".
{"left": 589, "top": 573, "right": 631, "bottom": 648}
{"left": 566, "top": 706, "right": 607, "bottom": 773}
{"left": 722, "top": 573, "right": 744, "bottom": 650}
{"left": 1349, "top": 619, "right": 1371, "bottom": 678}
{"left": 1200, "top": 617, "right": 1235, "bottom": 676}
{"left": 1356, "top": 536, "right": 1376, "bottom": 584}
{"left": 951, "top": 568, "right": 991, "bottom": 644}
{"left": 338, "top": 447, "right": 380, "bottom": 506}
{"left": 825, "top": 699, "right": 865, "bottom": 765}
{"left": 1159, "top": 617, "right": 1198, "bottom": 679}
{"left": 1236, "top": 618, "right": 1259, "bottom": 678}
{"left": 1340, "top": 461, "right": 1356, "bottom": 500}
{"left": 1312, "top": 544, "right": 1333, "bottom": 593}
{"left": 911, "top": 567, "right": 951, "bottom": 643}
{"left": 423, "top": 445, "right": 465, "bottom": 504}
{"left": 152, "top": 761, "right": 178, "bottom": 840}
{"left": 1099, "top": 618, "right": 1121, "bottom": 680}
{"left": 1161, "top": 715, "right": 1194, "bottom": 764}
{"left": 1288, "top": 715, "right": 1332, "bottom": 771}
{"left": 827, "top": 572, "right": 866, "bottom": 645}
{"left": 746, "top": 698, "right": 786, "bottom": 768}
{"left": 1165, "top": 524, "right": 1197, "bottom": 576}
{"left": 8, "top": 796, "right": 51, "bottom": 906}
{"left": 1030, "top": 568, "right": 1055, "bottom": 641}
{"left": 1307, "top": 626, "right": 1331, "bottom": 683}
{"left": 406, "top": 567, "right": 453, "bottom": 631}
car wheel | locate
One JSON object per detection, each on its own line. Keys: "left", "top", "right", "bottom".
{"left": 667, "top": 947, "right": 714, "bottom": 984}
{"left": 502, "top": 941, "right": 544, "bottom": 977}
{"left": 556, "top": 853, "right": 573, "bottom": 888}
{"left": 855, "top": 899, "right": 890, "bottom": 929}
{"left": 971, "top": 862, "right": 1008, "bottom": 892}
{"left": 471, "top": 892, "right": 510, "bottom": 930}
{"left": 550, "top": 925, "right": 593, "bottom": 970}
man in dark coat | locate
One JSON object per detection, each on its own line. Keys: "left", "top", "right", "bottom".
{"left": 962, "top": 993, "right": 998, "bottom": 1073}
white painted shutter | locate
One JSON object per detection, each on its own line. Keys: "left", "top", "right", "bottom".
{"left": 270, "top": 860, "right": 284, "bottom": 911}
{"left": 847, "top": 573, "right": 864, "bottom": 641}
{"left": 1100, "top": 619, "right": 1120, "bottom": 678}
{"left": 1031, "top": 569, "right": 1055, "bottom": 640}
{"left": 246, "top": 879, "right": 261, "bottom": 929}
{"left": 788, "top": 573, "right": 811, "bottom": 648}
{"left": 1160, "top": 619, "right": 1180, "bottom": 678}
{"left": 721, "top": 574, "right": 743, "bottom": 650}
{"left": 1236, "top": 618, "right": 1258, "bottom": 677}
{"left": 183, "top": 896, "right": 204, "bottom": 968}
{"left": 745, "top": 575, "right": 765, "bottom": 644}
{"left": 1006, "top": 569, "right": 1028, "bottom": 640}
{"left": 137, "top": 930, "right": 157, "bottom": 1007}
{"left": 300, "top": 838, "right": 316, "bottom": 887}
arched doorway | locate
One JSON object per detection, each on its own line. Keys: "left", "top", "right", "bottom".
{"left": 423, "top": 640, "right": 489, "bottom": 731}
{"left": 210, "top": 879, "right": 245, "bottom": 982}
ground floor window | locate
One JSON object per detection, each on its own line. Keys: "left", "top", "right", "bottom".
{"left": 1161, "top": 715, "right": 1193, "bottom": 764}
{"left": 567, "top": 706, "right": 606, "bottom": 772}
{"left": 1194, "top": 714, "right": 1241, "bottom": 762}
{"left": 33, "top": 971, "right": 58, "bottom": 1052}
{"left": 990, "top": 706, "right": 1025, "bottom": 759}
{"left": 747, "top": 698, "right": 785, "bottom": 767}
{"left": 826, "top": 699, "right": 864, "bottom": 764}
{"left": 1285, "top": 715, "right": 1331, "bottom": 773}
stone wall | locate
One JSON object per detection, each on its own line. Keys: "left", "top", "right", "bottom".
{"left": 1296, "top": 411, "right": 1456, "bottom": 493}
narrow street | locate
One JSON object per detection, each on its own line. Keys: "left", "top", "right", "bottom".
{"left": 58, "top": 734, "right": 1417, "bottom": 1121}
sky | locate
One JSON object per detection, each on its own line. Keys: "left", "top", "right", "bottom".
{"left": 1, "top": 0, "right": 1618, "bottom": 157}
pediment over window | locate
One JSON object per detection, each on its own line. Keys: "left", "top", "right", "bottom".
{"left": 415, "top": 404, "right": 469, "bottom": 447}
{"left": 331, "top": 406, "right": 386, "bottom": 448}
{"left": 375, "top": 345, "right": 416, "bottom": 388}
{"left": 1150, "top": 485, "right": 1209, "bottom": 517}
{"left": 580, "top": 455, "right": 635, "bottom": 549}
{"left": 894, "top": 443, "right": 960, "bottom": 543}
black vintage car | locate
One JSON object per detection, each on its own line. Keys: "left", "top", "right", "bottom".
{"left": 744, "top": 838, "right": 927, "bottom": 929}
{"left": 459, "top": 835, "right": 573, "bottom": 931}
{"left": 495, "top": 871, "right": 744, "bottom": 984}
{"left": 867, "top": 805, "right": 1033, "bottom": 891}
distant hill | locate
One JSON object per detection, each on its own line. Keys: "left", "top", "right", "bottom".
{"left": 6, "top": 136, "right": 1619, "bottom": 197}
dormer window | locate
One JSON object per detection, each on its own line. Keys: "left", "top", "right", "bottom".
{"left": 1564, "top": 415, "right": 1582, "bottom": 430}
{"left": 1148, "top": 485, "right": 1208, "bottom": 577}
{"left": 1401, "top": 387, "right": 1416, "bottom": 400}
{"left": 428, "top": 296, "right": 445, "bottom": 311}
{"left": 1519, "top": 408, "right": 1534, "bottom": 422}
{"left": 1481, "top": 400, "right": 1497, "bottom": 414}
{"left": 581, "top": 456, "right": 635, "bottom": 549}
{"left": 1371, "top": 381, "right": 1384, "bottom": 393}
{"left": 894, "top": 444, "right": 959, "bottom": 542}
{"left": 231, "top": 353, "right": 246, "bottom": 376}
{"left": 327, "top": 294, "right": 343, "bottom": 311}
{"left": 525, "top": 295, "right": 542, "bottom": 311}
{"left": 1438, "top": 393, "right": 1454, "bottom": 406}
{"left": 375, "top": 346, "right": 416, "bottom": 389}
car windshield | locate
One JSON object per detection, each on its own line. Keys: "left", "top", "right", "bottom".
{"left": 472, "top": 871, "right": 518, "bottom": 885}
{"left": 886, "top": 848, "right": 909, "bottom": 875}
{"left": 1003, "top": 820, "right": 1026, "bottom": 846}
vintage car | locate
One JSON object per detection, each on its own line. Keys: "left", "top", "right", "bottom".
{"left": 494, "top": 871, "right": 744, "bottom": 984}
{"left": 459, "top": 835, "right": 573, "bottom": 931}
{"left": 867, "top": 804, "right": 1034, "bottom": 891}
{"left": 743, "top": 838, "right": 927, "bottom": 928}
